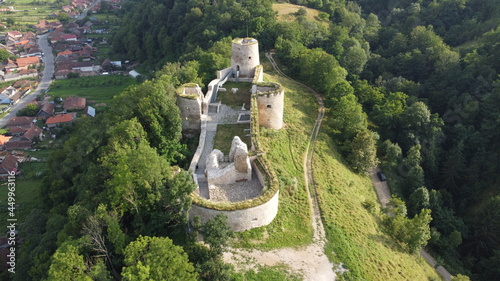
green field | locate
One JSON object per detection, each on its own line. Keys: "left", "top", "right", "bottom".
{"left": 49, "top": 75, "right": 136, "bottom": 104}
{"left": 0, "top": 179, "right": 42, "bottom": 223}
{"left": 0, "top": 1, "right": 62, "bottom": 27}
{"left": 217, "top": 82, "right": 252, "bottom": 108}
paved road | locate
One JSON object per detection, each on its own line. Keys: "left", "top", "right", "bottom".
{"left": 369, "top": 168, "right": 453, "bottom": 281}
{"left": 0, "top": 33, "right": 55, "bottom": 127}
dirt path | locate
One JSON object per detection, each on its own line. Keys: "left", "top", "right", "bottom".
{"left": 222, "top": 54, "right": 335, "bottom": 281}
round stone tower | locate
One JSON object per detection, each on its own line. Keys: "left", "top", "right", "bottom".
{"left": 231, "top": 38, "right": 260, "bottom": 78}
{"left": 255, "top": 83, "right": 284, "bottom": 130}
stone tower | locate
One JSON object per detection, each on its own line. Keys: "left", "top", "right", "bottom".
{"left": 176, "top": 83, "right": 203, "bottom": 138}
{"left": 231, "top": 37, "right": 260, "bottom": 78}
{"left": 255, "top": 83, "right": 284, "bottom": 130}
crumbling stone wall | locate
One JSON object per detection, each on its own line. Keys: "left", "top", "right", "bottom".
{"left": 177, "top": 84, "right": 203, "bottom": 138}
{"left": 190, "top": 189, "right": 279, "bottom": 232}
{"left": 205, "top": 137, "right": 252, "bottom": 188}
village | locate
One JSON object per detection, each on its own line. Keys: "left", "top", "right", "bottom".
{"left": 0, "top": 0, "right": 134, "bottom": 271}
{"left": 0, "top": 1, "right": 136, "bottom": 157}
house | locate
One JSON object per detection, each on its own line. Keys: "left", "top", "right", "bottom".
{"left": 2, "top": 59, "right": 17, "bottom": 72}
{"left": 61, "top": 34, "right": 77, "bottom": 42}
{"left": 0, "top": 154, "right": 18, "bottom": 177}
{"left": 4, "top": 139, "right": 33, "bottom": 150}
{"left": 16, "top": 57, "right": 40, "bottom": 70}
{"left": 5, "top": 116, "right": 35, "bottom": 133}
{"left": 54, "top": 69, "right": 72, "bottom": 79}
{"left": 0, "top": 94, "right": 10, "bottom": 104}
{"left": 37, "top": 102, "right": 55, "bottom": 119}
{"left": 46, "top": 113, "right": 74, "bottom": 128}
{"left": 0, "top": 135, "right": 12, "bottom": 150}
{"left": 21, "top": 126, "right": 43, "bottom": 142}
{"left": 12, "top": 80, "right": 32, "bottom": 92}
{"left": 63, "top": 96, "right": 86, "bottom": 110}
{"left": 1, "top": 86, "right": 17, "bottom": 97}
{"left": 84, "top": 106, "right": 95, "bottom": 117}
{"left": 6, "top": 31, "right": 22, "bottom": 42}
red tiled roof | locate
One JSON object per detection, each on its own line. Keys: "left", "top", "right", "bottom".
{"left": 5, "top": 139, "right": 32, "bottom": 150}
{"left": 39, "top": 102, "right": 54, "bottom": 115}
{"left": 16, "top": 57, "right": 40, "bottom": 68}
{"left": 57, "top": 50, "right": 73, "bottom": 56}
{"left": 0, "top": 154, "right": 18, "bottom": 173}
{"left": 46, "top": 114, "right": 74, "bottom": 124}
{"left": 7, "top": 31, "right": 22, "bottom": 38}
{"left": 5, "top": 116, "right": 35, "bottom": 127}
{"left": 0, "top": 135, "right": 12, "bottom": 145}
{"left": 18, "top": 69, "right": 38, "bottom": 75}
{"left": 22, "top": 126, "right": 42, "bottom": 140}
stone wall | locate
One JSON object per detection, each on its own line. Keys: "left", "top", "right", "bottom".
{"left": 177, "top": 84, "right": 203, "bottom": 139}
{"left": 190, "top": 189, "right": 279, "bottom": 232}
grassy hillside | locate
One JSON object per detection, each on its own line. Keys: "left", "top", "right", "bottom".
{"left": 232, "top": 72, "right": 316, "bottom": 249}
{"left": 313, "top": 133, "right": 441, "bottom": 280}
{"left": 273, "top": 3, "right": 323, "bottom": 23}
{"left": 230, "top": 65, "right": 440, "bottom": 279}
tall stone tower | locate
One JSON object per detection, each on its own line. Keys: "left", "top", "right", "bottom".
{"left": 255, "top": 83, "right": 284, "bottom": 130}
{"left": 176, "top": 83, "right": 203, "bottom": 139}
{"left": 231, "top": 38, "right": 260, "bottom": 78}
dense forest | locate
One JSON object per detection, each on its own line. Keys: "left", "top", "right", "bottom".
{"left": 16, "top": 0, "right": 500, "bottom": 280}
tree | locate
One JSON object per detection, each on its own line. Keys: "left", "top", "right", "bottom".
{"left": 328, "top": 93, "right": 368, "bottom": 142}
{"left": 380, "top": 139, "right": 402, "bottom": 168}
{"left": 399, "top": 144, "right": 425, "bottom": 197}
{"left": 121, "top": 236, "right": 198, "bottom": 281}
{"left": 385, "top": 198, "right": 432, "bottom": 253}
{"left": 47, "top": 240, "right": 92, "bottom": 281}
{"left": 0, "top": 49, "right": 10, "bottom": 62}
{"left": 408, "top": 187, "right": 430, "bottom": 217}
{"left": 17, "top": 104, "right": 39, "bottom": 117}
{"left": 346, "top": 129, "right": 379, "bottom": 173}
{"left": 201, "top": 214, "right": 233, "bottom": 257}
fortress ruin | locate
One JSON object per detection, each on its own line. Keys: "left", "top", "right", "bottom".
{"left": 178, "top": 38, "right": 284, "bottom": 232}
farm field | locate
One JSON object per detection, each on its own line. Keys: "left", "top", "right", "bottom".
{"left": 48, "top": 75, "right": 137, "bottom": 104}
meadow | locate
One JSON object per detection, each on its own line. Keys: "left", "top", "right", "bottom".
{"left": 48, "top": 75, "right": 136, "bottom": 104}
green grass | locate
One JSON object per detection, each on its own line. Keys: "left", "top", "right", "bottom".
{"left": 49, "top": 75, "right": 136, "bottom": 104}
{"left": 231, "top": 73, "right": 316, "bottom": 249}
{"left": 213, "top": 124, "right": 251, "bottom": 155}
{"left": 233, "top": 265, "right": 302, "bottom": 281}
{"left": 0, "top": 179, "right": 42, "bottom": 224}
{"left": 19, "top": 161, "right": 48, "bottom": 179}
{"left": 217, "top": 82, "right": 252, "bottom": 108}
{"left": 312, "top": 133, "right": 441, "bottom": 280}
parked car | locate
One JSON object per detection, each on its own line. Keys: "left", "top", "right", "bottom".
{"left": 377, "top": 171, "right": 387, "bottom": 181}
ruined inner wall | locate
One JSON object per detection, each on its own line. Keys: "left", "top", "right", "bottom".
{"left": 177, "top": 85, "right": 203, "bottom": 138}
{"left": 256, "top": 84, "right": 285, "bottom": 130}
{"left": 231, "top": 38, "right": 260, "bottom": 78}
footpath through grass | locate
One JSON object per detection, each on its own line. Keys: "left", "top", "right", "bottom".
{"left": 231, "top": 73, "right": 315, "bottom": 249}
{"left": 49, "top": 75, "right": 136, "bottom": 104}
{"left": 312, "top": 132, "right": 441, "bottom": 280}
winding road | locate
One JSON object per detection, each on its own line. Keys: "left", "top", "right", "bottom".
{"left": 0, "top": 33, "right": 55, "bottom": 127}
